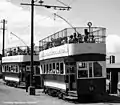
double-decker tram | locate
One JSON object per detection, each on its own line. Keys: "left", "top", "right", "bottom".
{"left": 39, "top": 23, "right": 106, "bottom": 100}
{"left": 2, "top": 46, "right": 41, "bottom": 88}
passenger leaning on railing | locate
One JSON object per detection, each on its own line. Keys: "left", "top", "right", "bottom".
{"left": 84, "top": 29, "right": 89, "bottom": 43}
{"left": 73, "top": 33, "right": 78, "bottom": 43}
{"left": 77, "top": 33, "right": 83, "bottom": 43}
{"left": 69, "top": 35, "right": 74, "bottom": 43}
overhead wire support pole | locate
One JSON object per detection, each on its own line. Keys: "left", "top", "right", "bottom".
{"left": 1, "top": 19, "right": 7, "bottom": 57}
{"left": 21, "top": 3, "right": 71, "bottom": 10}
{"left": 30, "top": 0, "right": 34, "bottom": 90}
{"left": 21, "top": 0, "right": 71, "bottom": 95}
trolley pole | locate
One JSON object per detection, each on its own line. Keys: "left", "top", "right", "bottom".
{"left": 21, "top": 0, "right": 71, "bottom": 95}
{"left": 54, "top": 13, "right": 79, "bottom": 34}
{"left": 87, "top": 22, "right": 92, "bottom": 35}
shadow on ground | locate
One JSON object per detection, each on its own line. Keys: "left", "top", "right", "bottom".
{"left": 34, "top": 90, "right": 120, "bottom": 104}
{"left": 62, "top": 94, "right": 120, "bottom": 104}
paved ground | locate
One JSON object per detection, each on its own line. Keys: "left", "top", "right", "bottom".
{"left": 0, "top": 79, "right": 120, "bottom": 105}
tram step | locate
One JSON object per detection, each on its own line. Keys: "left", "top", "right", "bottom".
{"left": 64, "top": 95, "right": 77, "bottom": 100}
{"left": 19, "top": 82, "right": 26, "bottom": 87}
{"left": 68, "top": 91, "right": 78, "bottom": 97}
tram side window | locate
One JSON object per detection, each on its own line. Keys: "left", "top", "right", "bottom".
{"left": 45, "top": 64, "right": 47, "bottom": 74}
{"left": 40, "top": 65, "right": 43, "bottom": 74}
{"left": 78, "top": 62, "right": 87, "bottom": 68}
{"left": 93, "top": 62, "right": 102, "bottom": 77}
{"left": 52, "top": 63, "right": 56, "bottom": 74}
{"left": 47, "top": 64, "right": 49, "bottom": 74}
{"left": 4, "top": 65, "right": 6, "bottom": 72}
{"left": 6, "top": 65, "right": 9, "bottom": 72}
{"left": 36, "top": 66, "right": 40, "bottom": 74}
{"left": 8, "top": 65, "right": 10, "bottom": 72}
{"left": 12, "top": 65, "right": 15, "bottom": 73}
{"left": 19, "top": 65, "right": 22, "bottom": 73}
{"left": 49, "top": 64, "right": 52, "bottom": 74}
{"left": 2, "top": 66, "right": 5, "bottom": 72}
{"left": 44, "top": 64, "right": 46, "bottom": 74}
{"left": 56, "top": 63, "right": 60, "bottom": 74}
{"left": 60, "top": 62, "right": 64, "bottom": 74}
{"left": 89, "top": 62, "right": 92, "bottom": 77}
{"left": 10, "top": 65, "right": 13, "bottom": 72}
{"left": 16, "top": 65, "right": 18, "bottom": 73}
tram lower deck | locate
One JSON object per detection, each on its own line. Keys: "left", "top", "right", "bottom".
{"left": 40, "top": 54, "right": 106, "bottom": 99}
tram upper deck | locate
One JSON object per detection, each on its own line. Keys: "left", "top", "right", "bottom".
{"left": 4, "top": 46, "right": 39, "bottom": 56}
{"left": 2, "top": 46, "right": 39, "bottom": 63}
{"left": 39, "top": 27, "right": 106, "bottom": 52}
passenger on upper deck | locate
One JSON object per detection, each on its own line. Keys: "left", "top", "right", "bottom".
{"left": 13, "top": 48, "right": 17, "bottom": 55}
{"left": 61, "top": 36, "right": 67, "bottom": 45}
{"left": 69, "top": 35, "right": 74, "bottom": 43}
{"left": 84, "top": 29, "right": 89, "bottom": 42}
{"left": 77, "top": 33, "right": 82, "bottom": 43}
{"left": 27, "top": 47, "right": 30, "bottom": 55}
{"left": 91, "top": 34, "right": 95, "bottom": 43}
{"left": 73, "top": 33, "right": 78, "bottom": 43}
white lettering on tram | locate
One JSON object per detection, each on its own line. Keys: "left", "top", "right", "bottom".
{"left": 39, "top": 44, "right": 68, "bottom": 60}
{"left": 39, "top": 43, "right": 106, "bottom": 60}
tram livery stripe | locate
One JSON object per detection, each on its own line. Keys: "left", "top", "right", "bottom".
{"left": 5, "top": 76, "right": 19, "bottom": 82}
{"left": 44, "top": 81, "right": 66, "bottom": 90}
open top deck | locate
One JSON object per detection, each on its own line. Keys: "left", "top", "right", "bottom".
{"left": 39, "top": 27, "right": 106, "bottom": 51}
{"left": 4, "top": 46, "right": 39, "bottom": 57}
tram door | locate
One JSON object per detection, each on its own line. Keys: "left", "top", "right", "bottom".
{"left": 66, "top": 62, "right": 76, "bottom": 91}
{"left": 19, "top": 65, "right": 26, "bottom": 82}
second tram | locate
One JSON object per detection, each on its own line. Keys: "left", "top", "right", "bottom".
{"left": 2, "top": 46, "right": 41, "bottom": 88}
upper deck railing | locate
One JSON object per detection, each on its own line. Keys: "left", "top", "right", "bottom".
{"left": 4, "top": 46, "right": 39, "bottom": 57}
{"left": 39, "top": 27, "right": 106, "bottom": 51}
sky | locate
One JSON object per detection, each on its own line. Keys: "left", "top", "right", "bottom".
{"left": 0, "top": 0, "right": 120, "bottom": 54}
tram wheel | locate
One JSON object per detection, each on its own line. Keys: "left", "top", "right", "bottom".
{"left": 58, "top": 92, "right": 63, "bottom": 99}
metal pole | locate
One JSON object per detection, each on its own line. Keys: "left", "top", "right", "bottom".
{"left": 2, "top": 19, "right": 5, "bottom": 57}
{"left": 28, "top": 0, "right": 35, "bottom": 95}
{"left": 21, "top": 0, "right": 71, "bottom": 95}
{"left": 30, "top": 0, "right": 34, "bottom": 87}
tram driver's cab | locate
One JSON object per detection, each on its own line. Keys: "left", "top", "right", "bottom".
{"left": 77, "top": 61, "right": 104, "bottom": 79}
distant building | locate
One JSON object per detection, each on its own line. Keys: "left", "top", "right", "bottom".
{"left": 106, "top": 52, "right": 120, "bottom": 94}
{"left": 0, "top": 54, "right": 2, "bottom": 77}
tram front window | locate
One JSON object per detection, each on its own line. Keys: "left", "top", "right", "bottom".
{"left": 93, "top": 62, "right": 102, "bottom": 77}
{"left": 78, "top": 70, "right": 88, "bottom": 78}
{"left": 77, "top": 62, "right": 88, "bottom": 78}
